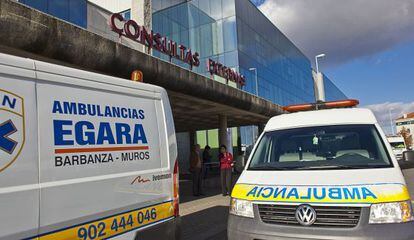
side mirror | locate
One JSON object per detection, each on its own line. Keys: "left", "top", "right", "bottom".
{"left": 399, "top": 151, "right": 414, "bottom": 169}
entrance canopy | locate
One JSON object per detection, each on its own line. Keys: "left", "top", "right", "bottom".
{"left": 0, "top": 0, "right": 284, "bottom": 132}
{"left": 169, "top": 91, "right": 272, "bottom": 132}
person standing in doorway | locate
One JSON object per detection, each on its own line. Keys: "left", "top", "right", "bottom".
{"left": 219, "top": 145, "right": 233, "bottom": 196}
{"left": 190, "top": 144, "right": 203, "bottom": 196}
{"left": 202, "top": 145, "right": 212, "bottom": 179}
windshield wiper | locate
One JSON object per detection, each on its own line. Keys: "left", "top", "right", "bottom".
{"left": 249, "top": 164, "right": 389, "bottom": 171}
{"left": 249, "top": 166, "right": 297, "bottom": 170}
{"left": 292, "top": 165, "right": 369, "bottom": 170}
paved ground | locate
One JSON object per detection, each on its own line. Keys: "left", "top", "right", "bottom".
{"left": 179, "top": 169, "right": 414, "bottom": 240}
{"left": 179, "top": 173, "right": 236, "bottom": 240}
{"left": 180, "top": 192, "right": 229, "bottom": 240}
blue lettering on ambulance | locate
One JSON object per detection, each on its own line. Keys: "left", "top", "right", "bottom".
{"left": 273, "top": 188, "right": 287, "bottom": 198}
{"left": 246, "top": 186, "right": 258, "bottom": 197}
{"left": 97, "top": 122, "right": 115, "bottom": 144}
{"left": 75, "top": 121, "right": 95, "bottom": 145}
{"left": 1, "top": 95, "right": 16, "bottom": 109}
{"left": 328, "top": 188, "right": 342, "bottom": 199}
{"left": 261, "top": 187, "right": 273, "bottom": 198}
{"left": 78, "top": 103, "right": 87, "bottom": 115}
{"left": 300, "top": 188, "right": 312, "bottom": 199}
{"left": 116, "top": 123, "right": 131, "bottom": 144}
{"left": 65, "top": 102, "right": 77, "bottom": 115}
{"left": 343, "top": 187, "right": 361, "bottom": 199}
{"left": 53, "top": 120, "right": 147, "bottom": 146}
{"left": 54, "top": 120, "right": 74, "bottom": 145}
{"left": 139, "top": 109, "right": 145, "bottom": 119}
{"left": 244, "top": 186, "right": 378, "bottom": 201}
{"left": 313, "top": 188, "right": 326, "bottom": 200}
{"left": 286, "top": 188, "right": 299, "bottom": 199}
{"left": 361, "top": 187, "right": 377, "bottom": 199}
{"left": 256, "top": 187, "right": 264, "bottom": 197}
{"left": 52, "top": 101, "right": 145, "bottom": 120}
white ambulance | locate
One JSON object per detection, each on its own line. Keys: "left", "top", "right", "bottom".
{"left": 229, "top": 100, "right": 414, "bottom": 240}
{"left": 0, "top": 53, "right": 180, "bottom": 239}
{"left": 387, "top": 136, "right": 407, "bottom": 160}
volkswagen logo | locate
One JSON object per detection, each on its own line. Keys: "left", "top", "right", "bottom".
{"left": 295, "top": 205, "right": 317, "bottom": 226}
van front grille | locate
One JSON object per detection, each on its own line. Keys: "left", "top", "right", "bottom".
{"left": 258, "top": 204, "right": 361, "bottom": 228}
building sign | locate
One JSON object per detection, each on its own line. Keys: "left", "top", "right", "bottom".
{"left": 207, "top": 59, "right": 245, "bottom": 87}
{"left": 109, "top": 13, "right": 200, "bottom": 68}
{"left": 109, "top": 14, "right": 245, "bottom": 87}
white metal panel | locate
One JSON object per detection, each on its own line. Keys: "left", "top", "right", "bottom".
{"left": 160, "top": 89, "right": 177, "bottom": 167}
{"left": 265, "top": 108, "right": 378, "bottom": 132}
{"left": 37, "top": 80, "right": 171, "bottom": 228}
{"left": 0, "top": 68, "right": 39, "bottom": 238}
{"left": 0, "top": 53, "right": 35, "bottom": 71}
{"left": 34, "top": 59, "right": 162, "bottom": 94}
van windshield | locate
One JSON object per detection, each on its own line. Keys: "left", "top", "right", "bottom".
{"left": 248, "top": 124, "right": 392, "bottom": 170}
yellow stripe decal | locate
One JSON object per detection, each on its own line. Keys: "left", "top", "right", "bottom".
{"left": 231, "top": 184, "right": 410, "bottom": 204}
{"left": 39, "top": 201, "right": 174, "bottom": 240}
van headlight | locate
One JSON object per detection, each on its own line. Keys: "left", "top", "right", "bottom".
{"left": 230, "top": 198, "right": 254, "bottom": 218}
{"left": 369, "top": 200, "right": 414, "bottom": 224}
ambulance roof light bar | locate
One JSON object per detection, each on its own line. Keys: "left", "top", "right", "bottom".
{"left": 283, "top": 99, "right": 359, "bottom": 113}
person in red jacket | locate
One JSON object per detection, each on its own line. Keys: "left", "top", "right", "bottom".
{"left": 219, "top": 144, "right": 233, "bottom": 196}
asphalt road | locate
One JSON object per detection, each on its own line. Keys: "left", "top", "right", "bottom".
{"left": 181, "top": 168, "right": 414, "bottom": 240}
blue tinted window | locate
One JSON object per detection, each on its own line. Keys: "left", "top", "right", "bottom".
{"left": 223, "top": 16, "right": 237, "bottom": 52}
{"left": 121, "top": 10, "right": 131, "bottom": 20}
{"left": 49, "top": 0, "right": 69, "bottom": 21}
{"left": 19, "top": 0, "right": 87, "bottom": 28}
{"left": 69, "top": 0, "right": 87, "bottom": 28}
{"left": 19, "top": 0, "right": 47, "bottom": 11}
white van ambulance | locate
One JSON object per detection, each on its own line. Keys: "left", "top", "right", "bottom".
{"left": 387, "top": 136, "right": 407, "bottom": 160}
{"left": 0, "top": 53, "right": 180, "bottom": 239}
{"left": 228, "top": 100, "right": 414, "bottom": 240}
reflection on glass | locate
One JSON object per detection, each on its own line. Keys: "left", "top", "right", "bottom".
{"left": 152, "top": 0, "right": 346, "bottom": 104}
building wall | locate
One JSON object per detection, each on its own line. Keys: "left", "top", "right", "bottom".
{"left": 86, "top": 2, "right": 143, "bottom": 51}
{"left": 88, "top": 0, "right": 131, "bottom": 13}
{"left": 396, "top": 119, "right": 414, "bottom": 135}
{"left": 19, "top": 0, "right": 87, "bottom": 28}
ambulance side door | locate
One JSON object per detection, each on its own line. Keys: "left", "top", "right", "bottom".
{"left": 0, "top": 56, "right": 39, "bottom": 239}
{"left": 35, "top": 63, "right": 170, "bottom": 239}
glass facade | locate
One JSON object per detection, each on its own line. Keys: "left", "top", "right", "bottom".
{"left": 152, "top": 0, "right": 347, "bottom": 147}
{"left": 324, "top": 74, "right": 347, "bottom": 101}
{"left": 120, "top": 9, "right": 131, "bottom": 21}
{"left": 236, "top": 0, "right": 314, "bottom": 105}
{"left": 152, "top": 0, "right": 346, "bottom": 104}
{"left": 152, "top": 0, "right": 238, "bottom": 87}
{"left": 19, "top": 0, "right": 87, "bottom": 28}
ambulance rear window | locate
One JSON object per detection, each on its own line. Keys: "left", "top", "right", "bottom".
{"left": 248, "top": 124, "right": 392, "bottom": 170}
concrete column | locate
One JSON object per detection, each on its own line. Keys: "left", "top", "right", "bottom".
{"left": 219, "top": 114, "right": 228, "bottom": 147}
{"left": 312, "top": 70, "right": 325, "bottom": 103}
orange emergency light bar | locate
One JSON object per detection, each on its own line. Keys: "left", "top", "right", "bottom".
{"left": 283, "top": 99, "right": 359, "bottom": 113}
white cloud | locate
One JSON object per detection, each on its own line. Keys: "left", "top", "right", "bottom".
{"left": 258, "top": 0, "right": 414, "bottom": 67}
{"left": 364, "top": 101, "right": 414, "bottom": 135}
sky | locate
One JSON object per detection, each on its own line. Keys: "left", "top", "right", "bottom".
{"left": 253, "top": 0, "right": 414, "bottom": 134}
